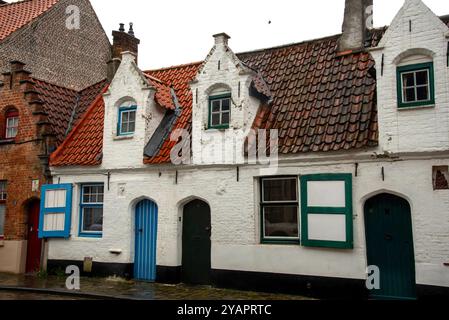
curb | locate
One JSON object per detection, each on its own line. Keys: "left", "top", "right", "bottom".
{"left": 0, "top": 285, "right": 145, "bottom": 300}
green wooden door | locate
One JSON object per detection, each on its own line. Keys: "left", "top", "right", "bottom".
{"left": 182, "top": 200, "right": 211, "bottom": 285}
{"left": 364, "top": 193, "right": 416, "bottom": 300}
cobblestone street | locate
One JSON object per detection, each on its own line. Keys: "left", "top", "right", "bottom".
{"left": 0, "top": 273, "right": 312, "bottom": 300}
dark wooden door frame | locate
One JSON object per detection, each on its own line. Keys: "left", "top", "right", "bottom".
{"left": 364, "top": 193, "right": 416, "bottom": 300}
{"left": 25, "top": 199, "right": 42, "bottom": 273}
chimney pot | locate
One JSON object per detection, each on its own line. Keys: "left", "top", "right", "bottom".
{"left": 128, "top": 22, "right": 135, "bottom": 36}
{"left": 213, "top": 33, "right": 231, "bottom": 46}
{"left": 119, "top": 23, "right": 125, "bottom": 32}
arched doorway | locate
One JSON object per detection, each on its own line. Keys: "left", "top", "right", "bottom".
{"left": 182, "top": 199, "right": 211, "bottom": 285}
{"left": 134, "top": 199, "right": 158, "bottom": 282}
{"left": 25, "top": 199, "right": 42, "bottom": 273}
{"left": 364, "top": 193, "right": 416, "bottom": 299}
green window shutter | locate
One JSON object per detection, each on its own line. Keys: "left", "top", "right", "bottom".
{"left": 300, "top": 174, "right": 353, "bottom": 249}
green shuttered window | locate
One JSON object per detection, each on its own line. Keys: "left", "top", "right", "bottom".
{"left": 300, "top": 174, "right": 353, "bottom": 249}
{"left": 260, "top": 174, "right": 354, "bottom": 249}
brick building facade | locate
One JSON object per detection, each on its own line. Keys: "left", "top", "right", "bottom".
{"left": 0, "top": 0, "right": 111, "bottom": 273}
{"left": 0, "top": 0, "right": 111, "bottom": 90}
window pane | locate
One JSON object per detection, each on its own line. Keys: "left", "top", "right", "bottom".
{"left": 221, "top": 112, "right": 230, "bottom": 125}
{"left": 402, "top": 73, "right": 415, "bottom": 87}
{"left": 122, "top": 112, "right": 129, "bottom": 122}
{"left": 128, "top": 121, "right": 136, "bottom": 133}
{"left": 212, "top": 101, "right": 220, "bottom": 112}
{"left": 404, "top": 88, "right": 416, "bottom": 102}
{"left": 211, "top": 113, "right": 220, "bottom": 126}
{"left": 263, "top": 178, "right": 297, "bottom": 202}
{"left": 128, "top": 111, "right": 136, "bottom": 123}
{"left": 82, "top": 208, "right": 103, "bottom": 232}
{"left": 415, "top": 70, "right": 428, "bottom": 86}
{"left": 416, "top": 86, "right": 429, "bottom": 101}
{"left": 264, "top": 206, "right": 299, "bottom": 238}
{"left": 222, "top": 98, "right": 230, "bottom": 111}
{"left": 0, "top": 204, "right": 5, "bottom": 235}
{"left": 121, "top": 122, "right": 128, "bottom": 134}
{"left": 82, "top": 185, "right": 104, "bottom": 204}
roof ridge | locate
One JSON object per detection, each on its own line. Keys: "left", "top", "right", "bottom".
{"left": 144, "top": 61, "right": 203, "bottom": 73}
{"left": 143, "top": 34, "right": 343, "bottom": 73}
{"left": 50, "top": 84, "right": 108, "bottom": 164}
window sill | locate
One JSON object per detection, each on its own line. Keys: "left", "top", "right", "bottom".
{"left": 398, "top": 104, "right": 435, "bottom": 110}
{"left": 79, "top": 233, "right": 103, "bottom": 239}
{"left": 113, "top": 135, "right": 134, "bottom": 141}
{"left": 261, "top": 239, "right": 301, "bottom": 245}
{"left": 206, "top": 126, "right": 230, "bottom": 131}
{"left": 0, "top": 139, "right": 15, "bottom": 145}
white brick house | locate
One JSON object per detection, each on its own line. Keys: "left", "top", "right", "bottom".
{"left": 39, "top": 0, "right": 449, "bottom": 299}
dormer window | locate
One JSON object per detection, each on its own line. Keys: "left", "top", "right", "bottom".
{"left": 118, "top": 106, "right": 137, "bottom": 136}
{"left": 209, "top": 94, "right": 231, "bottom": 129}
{"left": 5, "top": 108, "right": 19, "bottom": 139}
{"left": 397, "top": 62, "right": 435, "bottom": 108}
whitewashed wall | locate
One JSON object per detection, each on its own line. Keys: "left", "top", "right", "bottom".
{"left": 371, "top": 0, "right": 449, "bottom": 154}
{"left": 49, "top": 155, "right": 449, "bottom": 288}
{"left": 190, "top": 34, "right": 261, "bottom": 166}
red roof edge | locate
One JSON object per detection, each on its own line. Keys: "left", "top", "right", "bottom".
{"left": 50, "top": 84, "right": 109, "bottom": 165}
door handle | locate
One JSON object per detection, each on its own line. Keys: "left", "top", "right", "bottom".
{"left": 205, "top": 227, "right": 211, "bottom": 232}
{"left": 139, "top": 228, "right": 143, "bottom": 233}
{"left": 384, "top": 234, "right": 393, "bottom": 241}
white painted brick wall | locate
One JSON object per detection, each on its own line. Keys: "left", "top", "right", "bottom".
{"left": 371, "top": 0, "right": 449, "bottom": 154}
{"left": 190, "top": 35, "right": 261, "bottom": 166}
{"left": 49, "top": 156, "right": 449, "bottom": 287}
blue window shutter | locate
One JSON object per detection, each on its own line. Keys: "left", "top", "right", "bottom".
{"left": 39, "top": 184, "right": 73, "bottom": 239}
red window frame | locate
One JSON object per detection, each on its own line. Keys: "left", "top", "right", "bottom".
{"left": 5, "top": 109, "right": 19, "bottom": 139}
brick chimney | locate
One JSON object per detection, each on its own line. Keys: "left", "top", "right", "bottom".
{"left": 338, "top": 0, "right": 373, "bottom": 52}
{"left": 108, "top": 23, "right": 140, "bottom": 81}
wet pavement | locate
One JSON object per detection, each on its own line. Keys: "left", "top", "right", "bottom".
{"left": 0, "top": 273, "right": 312, "bottom": 300}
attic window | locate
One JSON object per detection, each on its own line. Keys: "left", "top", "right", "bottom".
{"left": 397, "top": 62, "right": 435, "bottom": 108}
{"left": 118, "top": 106, "right": 137, "bottom": 136}
{"left": 208, "top": 94, "right": 231, "bottom": 129}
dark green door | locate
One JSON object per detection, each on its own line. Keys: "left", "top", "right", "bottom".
{"left": 364, "top": 193, "right": 416, "bottom": 300}
{"left": 182, "top": 200, "right": 211, "bottom": 285}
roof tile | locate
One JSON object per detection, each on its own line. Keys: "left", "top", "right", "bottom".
{"left": 0, "top": 0, "right": 60, "bottom": 41}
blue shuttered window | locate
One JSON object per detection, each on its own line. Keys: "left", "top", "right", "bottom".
{"left": 39, "top": 184, "right": 73, "bottom": 239}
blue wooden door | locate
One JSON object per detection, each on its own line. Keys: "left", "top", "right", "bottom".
{"left": 134, "top": 199, "right": 158, "bottom": 281}
{"left": 365, "top": 194, "right": 416, "bottom": 300}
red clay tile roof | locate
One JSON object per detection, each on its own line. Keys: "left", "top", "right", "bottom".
{"left": 50, "top": 86, "right": 108, "bottom": 166}
{"left": 144, "top": 35, "right": 378, "bottom": 163}
{"left": 239, "top": 35, "right": 378, "bottom": 154}
{"left": 143, "top": 62, "right": 202, "bottom": 164}
{"left": 50, "top": 34, "right": 380, "bottom": 166}
{"left": 144, "top": 74, "right": 175, "bottom": 110}
{"left": 0, "top": 0, "right": 60, "bottom": 41}
{"left": 33, "top": 78, "right": 107, "bottom": 144}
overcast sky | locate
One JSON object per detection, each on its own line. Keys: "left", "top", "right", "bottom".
{"left": 90, "top": 0, "right": 448, "bottom": 71}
